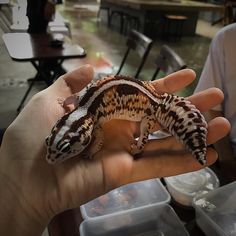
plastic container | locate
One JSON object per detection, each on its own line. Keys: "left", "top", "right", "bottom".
{"left": 80, "top": 204, "right": 189, "bottom": 236}
{"left": 193, "top": 181, "right": 236, "bottom": 236}
{"left": 80, "top": 178, "right": 170, "bottom": 220}
{"left": 164, "top": 167, "right": 219, "bottom": 206}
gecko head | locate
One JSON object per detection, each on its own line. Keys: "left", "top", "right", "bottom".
{"left": 45, "top": 114, "right": 94, "bottom": 164}
{"left": 45, "top": 130, "right": 93, "bottom": 164}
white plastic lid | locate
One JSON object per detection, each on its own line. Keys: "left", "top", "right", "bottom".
{"left": 164, "top": 167, "right": 219, "bottom": 206}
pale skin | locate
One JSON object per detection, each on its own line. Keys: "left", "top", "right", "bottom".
{"left": 0, "top": 65, "right": 230, "bottom": 235}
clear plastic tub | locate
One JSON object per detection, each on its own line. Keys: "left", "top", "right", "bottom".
{"left": 193, "top": 181, "right": 236, "bottom": 236}
{"left": 80, "top": 204, "right": 189, "bottom": 236}
{"left": 80, "top": 178, "right": 170, "bottom": 220}
{"left": 164, "top": 167, "right": 219, "bottom": 206}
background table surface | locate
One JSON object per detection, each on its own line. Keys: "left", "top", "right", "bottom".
{"left": 2, "top": 33, "right": 86, "bottom": 61}
{"left": 101, "top": 0, "right": 224, "bottom": 11}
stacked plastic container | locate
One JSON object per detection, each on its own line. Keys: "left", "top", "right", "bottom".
{"left": 79, "top": 178, "right": 189, "bottom": 235}
{"left": 80, "top": 167, "right": 233, "bottom": 236}
{"left": 193, "top": 181, "right": 236, "bottom": 236}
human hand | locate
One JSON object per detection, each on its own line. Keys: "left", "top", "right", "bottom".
{"left": 0, "top": 65, "right": 230, "bottom": 235}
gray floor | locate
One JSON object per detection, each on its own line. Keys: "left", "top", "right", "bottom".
{"left": 0, "top": 0, "right": 222, "bottom": 130}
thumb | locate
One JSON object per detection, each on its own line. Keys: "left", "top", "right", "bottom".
{"left": 48, "top": 64, "right": 94, "bottom": 98}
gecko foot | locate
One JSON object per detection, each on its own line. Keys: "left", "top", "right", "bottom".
{"left": 57, "top": 95, "right": 78, "bottom": 113}
{"left": 130, "top": 143, "right": 143, "bottom": 155}
{"left": 57, "top": 97, "right": 65, "bottom": 106}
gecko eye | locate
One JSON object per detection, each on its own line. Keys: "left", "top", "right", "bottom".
{"left": 60, "top": 142, "right": 71, "bottom": 153}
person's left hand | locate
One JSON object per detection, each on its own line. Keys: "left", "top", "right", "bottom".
{"left": 0, "top": 65, "right": 230, "bottom": 236}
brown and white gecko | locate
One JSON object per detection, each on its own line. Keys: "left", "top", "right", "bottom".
{"left": 45, "top": 75, "right": 207, "bottom": 165}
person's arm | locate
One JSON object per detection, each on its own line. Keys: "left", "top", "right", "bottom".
{"left": 194, "top": 28, "right": 235, "bottom": 162}
{"left": 0, "top": 65, "right": 230, "bottom": 235}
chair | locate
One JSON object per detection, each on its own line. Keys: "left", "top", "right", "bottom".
{"left": 99, "top": 29, "right": 153, "bottom": 79}
{"left": 110, "top": 10, "right": 140, "bottom": 35}
{"left": 0, "top": 4, "right": 12, "bottom": 33}
{"left": 109, "top": 10, "right": 124, "bottom": 34}
{"left": 151, "top": 45, "right": 187, "bottom": 81}
{"left": 123, "top": 14, "right": 140, "bottom": 36}
{"left": 212, "top": 0, "right": 236, "bottom": 25}
{"left": 97, "top": 5, "right": 110, "bottom": 27}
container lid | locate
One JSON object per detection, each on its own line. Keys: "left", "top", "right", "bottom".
{"left": 164, "top": 168, "right": 219, "bottom": 206}
{"left": 80, "top": 204, "right": 189, "bottom": 236}
{"left": 80, "top": 178, "right": 170, "bottom": 220}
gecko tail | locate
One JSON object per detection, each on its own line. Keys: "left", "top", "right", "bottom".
{"left": 156, "top": 93, "right": 208, "bottom": 165}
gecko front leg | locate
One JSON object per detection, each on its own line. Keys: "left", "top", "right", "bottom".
{"left": 58, "top": 83, "right": 93, "bottom": 111}
{"left": 86, "top": 125, "right": 104, "bottom": 158}
{"left": 57, "top": 94, "right": 79, "bottom": 114}
{"left": 130, "top": 115, "right": 158, "bottom": 155}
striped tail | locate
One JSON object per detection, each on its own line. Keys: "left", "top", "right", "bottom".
{"left": 156, "top": 93, "right": 207, "bottom": 165}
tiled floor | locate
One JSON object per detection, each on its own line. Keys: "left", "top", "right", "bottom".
{"left": 0, "top": 0, "right": 222, "bottom": 130}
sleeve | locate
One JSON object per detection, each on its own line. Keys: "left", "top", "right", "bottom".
{"left": 194, "top": 31, "right": 225, "bottom": 111}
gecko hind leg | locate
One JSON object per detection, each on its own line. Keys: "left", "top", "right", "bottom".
{"left": 130, "top": 116, "right": 157, "bottom": 155}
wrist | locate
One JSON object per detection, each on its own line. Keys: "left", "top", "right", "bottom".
{"left": 0, "top": 151, "right": 47, "bottom": 236}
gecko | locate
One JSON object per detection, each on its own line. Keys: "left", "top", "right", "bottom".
{"left": 45, "top": 75, "right": 207, "bottom": 165}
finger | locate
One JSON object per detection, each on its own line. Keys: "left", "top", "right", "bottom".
{"left": 48, "top": 64, "right": 94, "bottom": 97}
{"left": 188, "top": 88, "right": 224, "bottom": 112}
{"left": 152, "top": 69, "right": 196, "bottom": 94}
{"left": 128, "top": 148, "right": 217, "bottom": 183}
{"left": 142, "top": 116, "right": 230, "bottom": 152}
{"left": 124, "top": 116, "right": 230, "bottom": 183}
{"left": 63, "top": 64, "right": 94, "bottom": 93}
{"left": 207, "top": 117, "right": 231, "bottom": 144}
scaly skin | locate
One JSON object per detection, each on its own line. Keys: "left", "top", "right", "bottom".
{"left": 45, "top": 75, "right": 207, "bottom": 165}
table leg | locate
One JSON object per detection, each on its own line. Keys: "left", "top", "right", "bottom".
{"left": 17, "top": 59, "right": 65, "bottom": 112}
{"left": 32, "top": 59, "right": 65, "bottom": 85}
{"left": 31, "top": 61, "right": 52, "bottom": 84}
{"left": 17, "top": 79, "right": 35, "bottom": 112}
{"left": 17, "top": 61, "right": 45, "bottom": 111}
{"left": 50, "top": 59, "right": 65, "bottom": 83}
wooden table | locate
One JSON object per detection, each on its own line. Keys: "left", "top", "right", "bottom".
{"left": 0, "top": 0, "right": 9, "bottom": 3}
{"left": 2, "top": 32, "right": 86, "bottom": 111}
{"left": 101, "top": 0, "right": 224, "bottom": 37}
{"left": 102, "top": 0, "right": 223, "bottom": 11}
